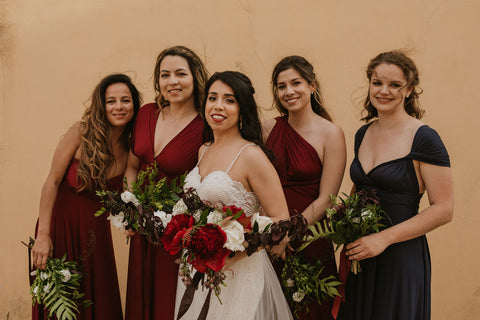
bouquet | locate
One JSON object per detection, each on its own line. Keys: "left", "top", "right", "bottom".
{"left": 25, "top": 238, "right": 89, "bottom": 320}
{"left": 95, "top": 164, "right": 185, "bottom": 245}
{"left": 164, "top": 188, "right": 308, "bottom": 319}
{"left": 299, "top": 189, "right": 388, "bottom": 274}
{"left": 281, "top": 252, "right": 341, "bottom": 318}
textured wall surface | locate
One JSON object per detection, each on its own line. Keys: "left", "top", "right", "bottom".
{"left": 1, "top": 0, "right": 479, "bottom": 318}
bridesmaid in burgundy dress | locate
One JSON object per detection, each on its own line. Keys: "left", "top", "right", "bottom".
{"left": 264, "top": 56, "right": 346, "bottom": 320}
{"left": 32, "top": 74, "right": 142, "bottom": 319}
{"left": 124, "top": 46, "right": 208, "bottom": 320}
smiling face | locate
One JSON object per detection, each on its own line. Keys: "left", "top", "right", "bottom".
{"left": 105, "top": 82, "right": 134, "bottom": 128}
{"left": 159, "top": 55, "right": 194, "bottom": 106}
{"left": 369, "top": 63, "right": 413, "bottom": 116}
{"left": 275, "top": 68, "right": 315, "bottom": 113}
{"left": 204, "top": 80, "right": 240, "bottom": 133}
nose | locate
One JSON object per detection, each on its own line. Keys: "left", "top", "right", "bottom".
{"left": 168, "top": 75, "right": 179, "bottom": 85}
{"left": 214, "top": 99, "right": 224, "bottom": 110}
{"left": 286, "top": 84, "right": 294, "bottom": 95}
{"left": 379, "top": 85, "right": 390, "bottom": 95}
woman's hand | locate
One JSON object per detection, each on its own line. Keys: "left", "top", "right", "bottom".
{"left": 345, "top": 232, "right": 390, "bottom": 261}
{"left": 32, "top": 234, "right": 53, "bottom": 270}
{"left": 124, "top": 229, "right": 136, "bottom": 237}
{"left": 268, "top": 236, "right": 291, "bottom": 261}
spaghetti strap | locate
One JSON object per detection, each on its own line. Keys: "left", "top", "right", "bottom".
{"left": 197, "top": 144, "right": 210, "bottom": 166}
{"left": 226, "top": 143, "right": 256, "bottom": 173}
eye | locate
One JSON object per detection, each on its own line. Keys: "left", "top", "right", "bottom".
{"left": 293, "top": 81, "right": 301, "bottom": 86}
{"left": 371, "top": 81, "right": 381, "bottom": 86}
{"left": 160, "top": 73, "right": 169, "bottom": 78}
{"left": 226, "top": 98, "right": 236, "bottom": 104}
{"left": 208, "top": 96, "right": 216, "bottom": 102}
{"left": 391, "top": 83, "right": 402, "bottom": 88}
{"left": 178, "top": 72, "right": 188, "bottom": 77}
{"left": 122, "top": 99, "right": 131, "bottom": 103}
{"left": 106, "top": 99, "right": 115, "bottom": 104}
{"left": 277, "top": 84, "right": 285, "bottom": 90}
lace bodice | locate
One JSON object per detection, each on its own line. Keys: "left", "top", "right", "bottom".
{"left": 184, "top": 167, "right": 260, "bottom": 216}
{"left": 183, "top": 144, "right": 261, "bottom": 216}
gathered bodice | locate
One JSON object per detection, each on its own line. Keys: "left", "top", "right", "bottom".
{"left": 184, "top": 167, "right": 260, "bottom": 216}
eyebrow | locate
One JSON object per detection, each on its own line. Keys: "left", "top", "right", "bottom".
{"left": 208, "top": 91, "right": 235, "bottom": 97}
{"left": 277, "top": 77, "right": 302, "bottom": 84}
{"left": 160, "top": 68, "right": 188, "bottom": 73}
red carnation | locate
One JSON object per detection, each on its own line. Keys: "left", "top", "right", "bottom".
{"left": 184, "top": 224, "right": 230, "bottom": 273}
{"left": 161, "top": 214, "right": 195, "bottom": 254}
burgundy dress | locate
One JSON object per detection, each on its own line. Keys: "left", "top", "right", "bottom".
{"left": 125, "top": 103, "right": 204, "bottom": 320}
{"left": 266, "top": 116, "right": 336, "bottom": 320}
{"left": 33, "top": 159, "right": 123, "bottom": 320}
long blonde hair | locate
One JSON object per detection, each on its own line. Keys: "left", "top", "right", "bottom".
{"left": 77, "top": 74, "right": 142, "bottom": 192}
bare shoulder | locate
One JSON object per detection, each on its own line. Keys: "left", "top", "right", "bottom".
{"left": 262, "top": 118, "right": 278, "bottom": 139}
{"left": 314, "top": 116, "right": 345, "bottom": 142}
{"left": 239, "top": 144, "right": 270, "bottom": 167}
{"left": 63, "top": 122, "right": 83, "bottom": 143}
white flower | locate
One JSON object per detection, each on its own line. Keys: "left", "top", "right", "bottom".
{"left": 292, "top": 291, "right": 305, "bottom": 302}
{"left": 30, "top": 270, "right": 38, "bottom": 277}
{"left": 361, "top": 209, "right": 374, "bottom": 219}
{"left": 222, "top": 220, "right": 245, "bottom": 252}
{"left": 250, "top": 212, "right": 273, "bottom": 233}
{"left": 154, "top": 210, "right": 172, "bottom": 226}
{"left": 107, "top": 212, "right": 128, "bottom": 230}
{"left": 121, "top": 191, "right": 140, "bottom": 206}
{"left": 39, "top": 271, "right": 50, "bottom": 280}
{"left": 172, "top": 199, "right": 188, "bottom": 215}
{"left": 286, "top": 278, "right": 295, "bottom": 287}
{"left": 352, "top": 217, "right": 361, "bottom": 224}
{"left": 207, "top": 210, "right": 224, "bottom": 225}
{"left": 193, "top": 210, "right": 202, "bottom": 222}
{"left": 59, "top": 269, "right": 72, "bottom": 282}
{"left": 43, "top": 282, "right": 52, "bottom": 293}
{"left": 32, "top": 286, "right": 39, "bottom": 296}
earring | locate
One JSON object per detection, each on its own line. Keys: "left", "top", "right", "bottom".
{"left": 239, "top": 119, "right": 243, "bottom": 130}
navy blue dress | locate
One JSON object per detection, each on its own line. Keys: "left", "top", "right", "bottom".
{"left": 338, "top": 124, "right": 450, "bottom": 320}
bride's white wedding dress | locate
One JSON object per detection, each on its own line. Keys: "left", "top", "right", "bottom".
{"left": 175, "top": 144, "right": 293, "bottom": 320}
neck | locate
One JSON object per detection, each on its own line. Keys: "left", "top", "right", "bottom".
{"left": 166, "top": 100, "right": 197, "bottom": 122}
{"left": 110, "top": 126, "right": 125, "bottom": 146}
{"left": 287, "top": 104, "right": 316, "bottom": 128}
{"left": 211, "top": 128, "right": 243, "bottom": 147}
{"left": 375, "top": 109, "right": 411, "bottom": 130}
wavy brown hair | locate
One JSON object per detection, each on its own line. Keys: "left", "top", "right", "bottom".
{"left": 77, "top": 74, "right": 142, "bottom": 192}
{"left": 362, "top": 50, "right": 424, "bottom": 122}
{"left": 153, "top": 46, "right": 209, "bottom": 110}
{"left": 271, "top": 55, "right": 332, "bottom": 121}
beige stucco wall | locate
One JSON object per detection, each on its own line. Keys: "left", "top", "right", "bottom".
{"left": 1, "top": 0, "right": 479, "bottom": 318}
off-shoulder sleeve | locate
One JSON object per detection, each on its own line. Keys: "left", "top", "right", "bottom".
{"left": 354, "top": 124, "right": 370, "bottom": 156}
{"left": 410, "top": 125, "right": 450, "bottom": 167}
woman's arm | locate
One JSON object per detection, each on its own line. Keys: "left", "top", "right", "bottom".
{"left": 302, "top": 125, "right": 347, "bottom": 224}
{"left": 346, "top": 162, "right": 454, "bottom": 261}
{"left": 32, "top": 123, "right": 82, "bottom": 269}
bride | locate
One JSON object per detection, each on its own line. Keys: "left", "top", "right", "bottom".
{"left": 175, "top": 71, "right": 293, "bottom": 320}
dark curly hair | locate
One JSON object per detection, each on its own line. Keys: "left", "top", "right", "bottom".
{"left": 362, "top": 50, "right": 424, "bottom": 122}
{"left": 201, "top": 71, "right": 271, "bottom": 157}
{"left": 77, "top": 73, "right": 142, "bottom": 192}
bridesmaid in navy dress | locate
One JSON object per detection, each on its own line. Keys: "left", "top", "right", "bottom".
{"left": 338, "top": 51, "right": 454, "bottom": 320}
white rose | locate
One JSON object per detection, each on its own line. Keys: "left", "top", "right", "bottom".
{"left": 121, "top": 191, "right": 140, "bottom": 206}
{"left": 107, "top": 212, "right": 127, "bottom": 230}
{"left": 193, "top": 210, "right": 202, "bottom": 223}
{"left": 59, "top": 269, "right": 71, "bottom": 282}
{"left": 250, "top": 212, "right": 273, "bottom": 233}
{"left": 222, "top": 220, "right": 246, "bottom": 252}
{"left": 30, "top": 270, "right": 38, "bottom": 277}
{"left": 207, "top": 210, "right": 224, "bottom": 225}
{"left": 43, "top": 282, "right": 51, "bottom": 293}
{"left": 292, "top": 290, "right": 305, "bottom": 302}
{"left": 286, "top": 278, "right": 295, "bottom": 287}
{"left": 172, "top": 199, "right": 188, "bottom": 215}
{"left": 39, "top": 271, "right": 49, "bottom": 280}
{"left": 361, "top": 209, "right": 374, "bottom": 219}
{"left": 154, "top": 210, "right": 172, "bottom": 226}
{"left": 352, "top": 217, "right": 361, "bottom": 224}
